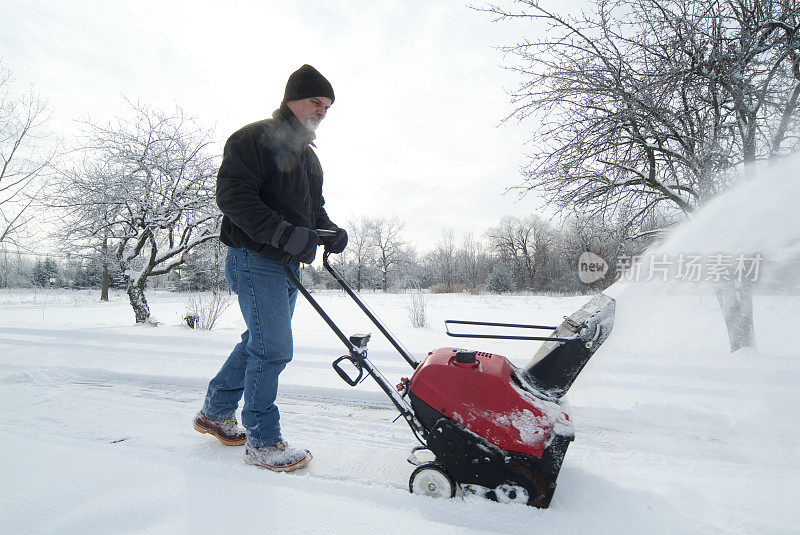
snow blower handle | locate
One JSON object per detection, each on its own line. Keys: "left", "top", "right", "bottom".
{"left": 315, "top": 229, "right": 338, "bottom": 238}
{"left": 314, "top": 229, "right": 340, "bottom": 252}
{"left": 281, "top": 252, "right": 425, "bottom": 438}
{"left": 331, "top": 354, "right": 365, "bottom": 386}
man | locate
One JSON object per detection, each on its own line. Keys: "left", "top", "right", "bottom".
{"left": 193, "top": 64, "right": 348, "bottom": 472}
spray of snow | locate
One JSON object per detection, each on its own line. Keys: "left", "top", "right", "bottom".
{"left": 606, "top": 155, "right": 800, "bottom": 300}
{"left": 603, "top": 155, "right": 800, "bottom": 358}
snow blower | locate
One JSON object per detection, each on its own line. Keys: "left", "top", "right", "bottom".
{"left": 285, "top": 234, "right": 615, "bottom": 508}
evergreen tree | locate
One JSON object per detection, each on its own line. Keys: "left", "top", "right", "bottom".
{"left": 487, "top": 263, "right": 516, "bottom": 294}
{"left": 31, "top": 258, "right": 59, "bottom": 287}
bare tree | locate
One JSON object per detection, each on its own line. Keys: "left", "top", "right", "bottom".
{"left": 394, "top": 244, "right": 423, "bottom": 289}
{"left": 0, "top": 64, "right": 56, "bottom": 246}
{"left": 482, "top": 0, "right": 799, "bottom": 226}
{"left": 430, "top": 228, "right": 457, "bottom": 292}
{"left": 483, "top": 0, "right": 800, "bottom": 350}
{"left": 0, "top": 249, "right": 32, "bottom": 287}
{"left": 371, "top": 215, "right": 406, "bottom": 292}
{"left": 345, "top": 216, "right": 377, "bottom": 291}
{"left": 458, "top": 231, "right": 492, "bottom": 290}
{"left": 486, "top": 214, "right": 554, "bottom": 290}
{"left": 50, "top": 101, "right": 220, "bottom": 323}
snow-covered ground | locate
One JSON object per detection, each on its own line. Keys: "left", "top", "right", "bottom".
{"left": 1, "top": 285, "right": 798, "bottom": 534}
{"left": 3, "top": 161, "right": 799, "bottom": 534}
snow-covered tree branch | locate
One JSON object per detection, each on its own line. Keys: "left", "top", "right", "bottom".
{"left": 371, "top": 215, "right": 406, "bottom": 292}
{"left": 481, "top": 0, "right": 799, "bottom": 231}
{"left": 482, "top": 0, "right": 800, "bottom": 352}
{"left": 49, "top": 100, "right": 220, "bottom": 323}
{"left": 0, "top": 63, "right": 57, "bottom": 247}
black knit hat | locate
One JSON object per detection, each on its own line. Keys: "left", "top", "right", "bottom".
{"left": 282, "top": 64, "right": 335, "bottom": 104}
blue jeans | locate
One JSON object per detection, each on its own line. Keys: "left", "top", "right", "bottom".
{"left": 202, "top": 247, "right": 299, "bottom": 447}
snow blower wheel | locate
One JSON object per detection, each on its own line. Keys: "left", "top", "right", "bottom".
{"left": 495, "top": 484, "right": 530, "bottom": 504}
{"left": 409, "top": 463, "right": 456, "bottom": 499}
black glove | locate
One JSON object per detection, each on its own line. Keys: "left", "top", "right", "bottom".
{"left": 322, "top": 227, "right": 348, "bottom": 254}
{"left": 276, "top": 225, "right": 319, "bottom": 261}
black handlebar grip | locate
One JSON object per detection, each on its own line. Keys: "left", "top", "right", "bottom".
{"left": 332, "top": 355, "right": 363, "bottom": 386}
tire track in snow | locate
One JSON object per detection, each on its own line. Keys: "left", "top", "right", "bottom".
{"left": 0, "top": 363, "right": 420, "bottom": 493}
{"left": 0, "top": 327, "right": 411, "bottom": 377}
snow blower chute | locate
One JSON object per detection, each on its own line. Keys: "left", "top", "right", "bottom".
{"left": 285, "top": 233, "right": 615, "bottom": 508}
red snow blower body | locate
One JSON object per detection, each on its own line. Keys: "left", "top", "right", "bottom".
{"left": 285, "top": 241, "right": 615, "bottom": 508}
{"left": 408, "top": 347, "right": 568, "bottom": 460}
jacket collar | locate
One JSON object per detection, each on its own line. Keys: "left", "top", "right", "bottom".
{"left": 274, "top": 104, "right": 316, "bottom": 148}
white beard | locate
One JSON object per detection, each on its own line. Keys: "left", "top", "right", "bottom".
{"left": 305, "top": 117, "right": 320, "bottom": 132}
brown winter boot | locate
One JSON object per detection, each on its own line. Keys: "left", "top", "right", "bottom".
{"left": 193, "top": 412, "right": 247, "bottom": 446}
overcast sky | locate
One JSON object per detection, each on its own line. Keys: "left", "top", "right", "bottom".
{"left": 2, "top": 0, "right": 563, "bottom": 251}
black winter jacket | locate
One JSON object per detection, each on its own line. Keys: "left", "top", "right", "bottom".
{"left": 216, "top": 104, "right": 338, "bottom": 263}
